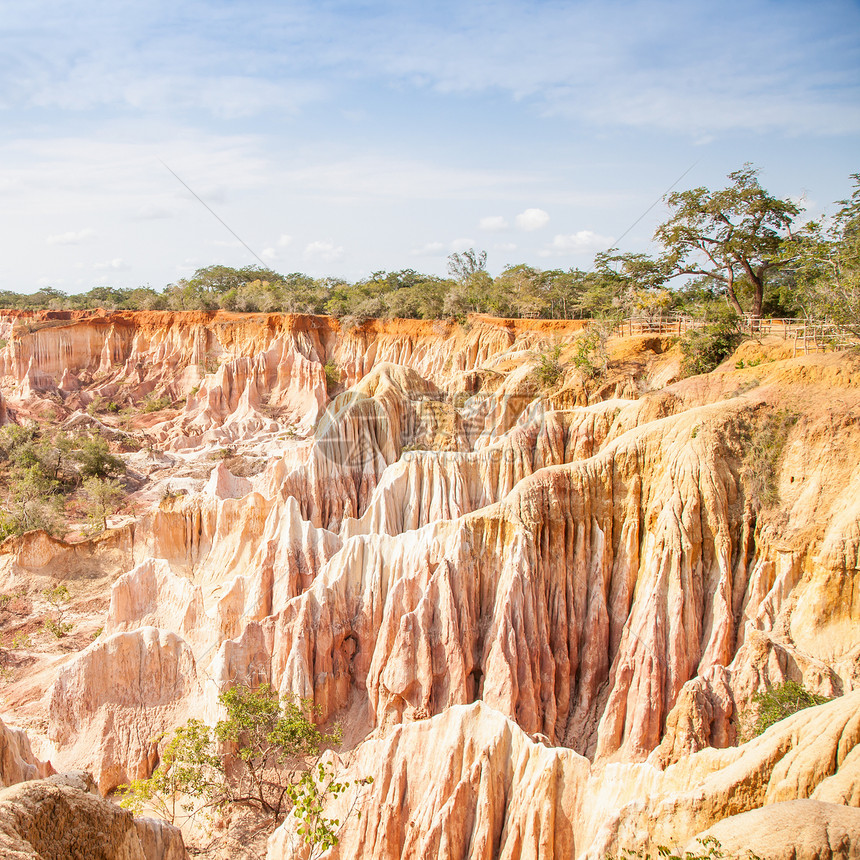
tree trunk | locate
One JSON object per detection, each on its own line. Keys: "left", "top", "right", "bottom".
{"left": 724, "top": 269, "right": 744, "bottom": 317}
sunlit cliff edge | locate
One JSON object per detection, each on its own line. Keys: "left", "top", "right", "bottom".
{"left": 0, "top": 309, "right": 857, "bottom": 859}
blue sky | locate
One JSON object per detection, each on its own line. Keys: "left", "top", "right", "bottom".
{"left": 1, "top": 0, "right": 858, "bottom": 292}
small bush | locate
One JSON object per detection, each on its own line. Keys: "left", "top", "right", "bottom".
{"left": 680, "top": 311, "right": 743, "bottom": 376}
{"left": 323, "top": 360, "right": 341, "bottom": 394}
{"left": 81, "top": 476, "right": 125, "bottom": 533}
{"left": 570, "top": 322, "right": 612, "bottom": 379}
{"left": 43, "top": 618, "right": 73, "bottom": 639}
{"left": 42, "top": 583, "right": 72, "bottom": 636}
{"left": 143, "top": 396, "right": 171, "bottom": 413}
{"left": 745, "top": 681, "right": 830, "bottom": 739}
{"left": 532, "top": 344, "right": 564, "bottom": 388}
{"left": 117, "top": 683, "right": 372, "bottom": 852}
{"left": 74, "top": 436, "right": 125, "bottom": 479}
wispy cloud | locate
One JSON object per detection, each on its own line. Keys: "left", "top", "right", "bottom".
{"left": 1, "top": 1, "right": 857, "bottom": 139}
{"left": 283, "top": 156, "right": 537, "bottom": 201}
{"left": 46, "top": 228, "right": 96, "bottom": 245}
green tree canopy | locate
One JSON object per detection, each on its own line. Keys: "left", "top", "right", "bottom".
{"left": 783, "top": 174, "right": 860, "bottom": 335}
{"left": 655, "top": 165, "right": 801, "bottom": 318}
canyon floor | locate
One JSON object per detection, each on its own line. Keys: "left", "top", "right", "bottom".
{"left": 0, "top": 310, "right": 858, "bottom": 860}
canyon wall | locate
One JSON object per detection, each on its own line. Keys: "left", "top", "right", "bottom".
{"left": 0, "top": 310, "right": 857, "bottom": 857}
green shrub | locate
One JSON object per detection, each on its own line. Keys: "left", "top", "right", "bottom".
{"left": 117, "top": 683, "right": 372, "bottom": 853}
{"left": 10, "top": 632, "right": 30, "bottom": 649}
{"left": 42, "top": 583, "right": 72, "bottom": 637}
{"left": 323, "top": 360, "right": 341, "bottom": 394}
{"left": 43, "top": 618, "right": 73, "bottom": 639}
{"left": 73, "top": 436, "right": 124, "bottom": 478}
{"left": 680, "top": 311, "right": 743, "bottom": 376}
{"left": 532, "top": 344, "right": 564, "bottom": 388}
{"left": 81, "top": 476, "right": 125, "bottom": 533}
{"left": 143, "top": 396, "right": 172, "bottom": 413}
{"left": 86, "top": 396, "right": 104, "bottom": 415}
{"left": 746, "top": 681, "right": 830, "bottom": 739}
{"left": 569, "top": 322, "right": 612, "bottom": 379}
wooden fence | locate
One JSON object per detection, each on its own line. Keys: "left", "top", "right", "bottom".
{"left": 613, "top": 315, "right": 856, "bottom": 355}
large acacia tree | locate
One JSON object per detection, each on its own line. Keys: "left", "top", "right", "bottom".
{"left": 655, "top": 165, "right": 801, "bottom": 319}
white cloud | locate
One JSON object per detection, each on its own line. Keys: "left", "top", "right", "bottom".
{"left": 277, "top": 234, "right": 293, "bottom": 247}
{"left": 450, "top": 238, "right": 476, "bottom": 252}
{"left": 93, "top": 258, "right": 130, "bottom": 271}
{"left": 46, "top": 228, "right": 96, "bottom": 245}
{"left": 539, "top": 230, "right": 613, "bottom": 257}
{"left": 410, "top": 241, "right": 446, "bottom": 256}
{"left": 479, "top": 215, "right": 509, "bottom": 231}
{"left": 304, "top": 240, "right": 344, "bottom": 262}
{"left": 261, "top": 247, "right": 277, "bottom": 261}
{"left": 515, "top": 208, "right": 550, "bottom": 231}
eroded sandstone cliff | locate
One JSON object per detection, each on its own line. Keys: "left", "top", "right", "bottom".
{"left": 0, "top": 309, "right": 857, "bottom": 858}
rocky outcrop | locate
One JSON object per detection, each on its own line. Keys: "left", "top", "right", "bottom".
{"left": 0, "top": 720, "right": 50, "bottom": 789}
{"left": 47, "top": 628, "right": 204, "bottom": 792}
{"left": 266, "top": 693, "right": 860, "bottom": 860}
{"left": 222, "top": 399, "right": 785, "bottom": 759}
{"left": 267, "top": 701, "right": 588, "bottom": 860}
{"left": 0, "top": 311, "right": 587, "bottom": 451}
{"left": 687, "top": 801, "right": 860, "bottom": 860}
{"left": 0, "top": 771, "right": 186, "bottom": 860}
{"left": 0, "top": 527, "right": 135, "bottom": 590}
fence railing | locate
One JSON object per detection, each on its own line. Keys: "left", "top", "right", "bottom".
{"left": 613, "top": 315, "right": 856, "bottom": 355}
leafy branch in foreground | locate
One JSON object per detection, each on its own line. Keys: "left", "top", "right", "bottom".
{"left": 286, "top": 761, "right": 373, "bottom": 860}
{"left": 117, "top": 683, "right": 371, "bottom": 854}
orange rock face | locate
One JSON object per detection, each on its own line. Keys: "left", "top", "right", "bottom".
{"left": 0, "top": 311, "right": 857, "bottom": 857}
